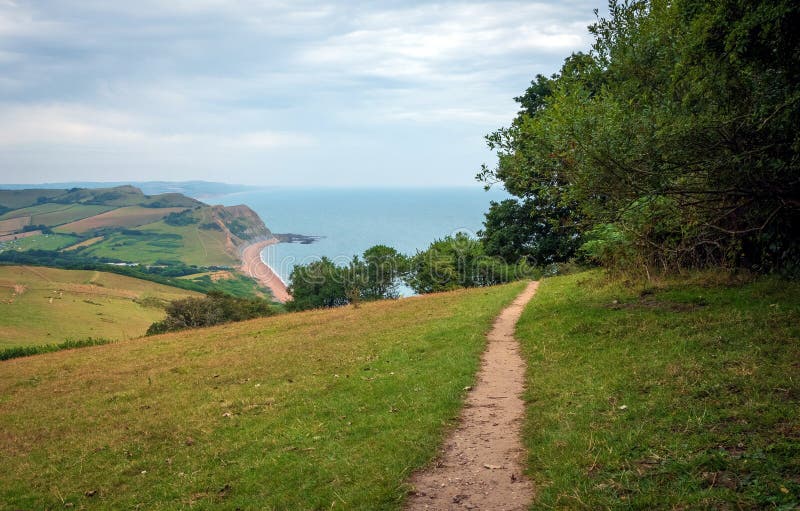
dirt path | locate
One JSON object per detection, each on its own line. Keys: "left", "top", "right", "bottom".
{"left": 240, "top": 239, "right": 291, "bottom": 303}
{"left": 405, "top": 281, "right": 539, "bottom": 511}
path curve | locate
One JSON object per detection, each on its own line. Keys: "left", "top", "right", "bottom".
{"left": 405, "top": 281, "right": 538, "bottom": 511}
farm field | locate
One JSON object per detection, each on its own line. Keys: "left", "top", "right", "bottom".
{"left": 62, "top": 235, "right": 104, "bottom": 251}
{"left": 0, "top": 231, "right": 40, "bottom": 243}
{"left": 32, "top": 204, "right": 116, "bottom": 226}
{"left": 0, "top": 282, "right": 524, "bottom": 509}
{"left": 0, "top": 203, "right": 115, "bottom": 227}
{"left": 83, "top": 218, "right": 237, "bottom": 266}
{"left": 518, "top": 272, "right": 800, "bottom": 509}
{"left": 2, "top": 233, "right": 80, "bottom": 251}
{"left": 55, "top": 206, "right": 189, "bottom": 234}
{"left": 0, "top": 265, "right": 201, "bottom": 349}
{"left": 0, "top": 216, "right": 30, "bottom": 235}
{"left": 0, "top": 202, "right": 69, "bottom": 220}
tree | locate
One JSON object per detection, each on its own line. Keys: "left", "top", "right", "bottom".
{"left": 480, "top": 197, "right": 581, "bottom": 266}
{"left": 405, "top": 233, "right": 522, "bottom": 294}
{"left": 286, "top": 257, "right": 349, "bottom": 311}
{"left": 480, "top": 0, "right": 800, "bottom": 274}
{"left": 360, "top": 245, "right": 406, "bottom": 299}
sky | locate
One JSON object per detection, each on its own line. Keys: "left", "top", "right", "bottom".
{"left": 0, "top": 0, "right": 605, "bottom": 187}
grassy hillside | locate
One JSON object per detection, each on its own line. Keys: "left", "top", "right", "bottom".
{"left": 0, "top": 186, "right": 270, "bottom": 271}
{"left": 55, "top": 206, "right": 190, "bottom": 234}
{"left": 0, "top": 203, "right": 115, "bottom": 225}
{"left": 0, "top": 266, "right": 201, "bottom": 348}
{"left": 79, "top": 220, "right": 236, "bottom": 266}
{"left": 3, "top": 233, "right": 80, "bottom": 251}
{"left": 0, "top": 189, "right": 65, "bottom": 209}
{"left": 518, "top": 272, "right": 800, "bottom": 509}
{"left": 0, "top": 201, "right": 73, "bottom": 220}
{"left": 0, "top": 282, "right": 524, "bottom": 510}
{"left": 0, "top": 186, "right": 203, "bottom": 211}
{"left": 79, "top": 206, "right": 262, "bottom": 266}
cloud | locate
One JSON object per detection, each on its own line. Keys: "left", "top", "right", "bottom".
{"left": 0, "top": 0, "right": 605, "bottom": 185}
{"left": 0, "top": 104, "right": 313, "bottom": 150}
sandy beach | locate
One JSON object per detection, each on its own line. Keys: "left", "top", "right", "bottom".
{"left": 240, "top": 238, "right": 291, "bottom": 303}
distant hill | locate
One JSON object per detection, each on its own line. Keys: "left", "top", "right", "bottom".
{"left": 0, "top": 184, "right": 276, "bottom": 298}
{"left": 0, "top": 181, "right": 260, "bottom": 198}
{"left": 0, "top": 185, "right": 203, "bottom": 212}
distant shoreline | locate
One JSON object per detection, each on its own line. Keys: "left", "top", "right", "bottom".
{"left": 240, "top": 239, "right": 291, "bottom": 303}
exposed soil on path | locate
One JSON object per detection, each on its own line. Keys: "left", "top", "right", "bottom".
{"left": 405, "top": 281, "right": 539, "bottom": 511}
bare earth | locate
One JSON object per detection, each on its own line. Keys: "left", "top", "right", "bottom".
{"left": 406, "top": 281, "right": 539, "bottom": 511}
{"left": 240, "top": 239, "right": 291, "bottom": 303}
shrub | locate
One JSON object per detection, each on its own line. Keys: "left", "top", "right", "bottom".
{"left": 147, "top": 291, "right": 275, "bottom": 335}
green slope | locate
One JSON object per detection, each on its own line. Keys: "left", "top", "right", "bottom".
{"left": 0, "top": 265, "right": 201, "bottom": 349}
{"left": 518, "top": 272, "right": 800, "bottom": 509}
{"left": 0, "top": 282, "right": 524, "bottom": 510}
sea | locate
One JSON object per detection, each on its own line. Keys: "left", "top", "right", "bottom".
{"left": 215, "top": 187, "right": 510, "bottom": 288}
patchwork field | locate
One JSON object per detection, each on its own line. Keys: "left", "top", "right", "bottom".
{"left": 62, "top": 235, "right": 104, "bottom": 251}
{"left": 82, "top": 215, "right": 237, "bottom": 266}
{"left": 518, "top": 272, "right": 800, "bottom": 509}
{"left": 0, "top": 203, "right": 115, "bottom": 226}
{"left": 32, "top": 204, "right": 116, "bottom": 226}
{"left": 55, "top": 206, "right": 189, "bottom": 234}
{"left": 0, "top": 265, "right": 201, "bottom": 349}
{"left": 0, "top": 201, "right": 68, "bottom": 220}
{"left": 0, "top": 230, "right": 40, "bottom": 243}
{"left": 0, "top": 216, "right": 30, "bottom": 235}
{"left": 2, "top": 233, "right": 80, "bottom": 251}
{"left": 0, "top": 282, "right": 524, "bottom": 509}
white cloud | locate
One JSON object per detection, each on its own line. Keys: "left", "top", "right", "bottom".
{"left": 302, "top": 2, "right": 593, "bottom": 82}
{"left": 0, "top": 104, "right": 313, "bottom": 150}
{"left": 0, "top": 0, "right": 604, "bottom": 185}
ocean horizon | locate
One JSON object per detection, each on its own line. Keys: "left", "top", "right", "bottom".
{"left": 215, "top": 186, "right": 510, "bottom": 288}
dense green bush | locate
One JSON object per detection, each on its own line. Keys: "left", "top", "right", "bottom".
{"left": 479, "top": 0, "right": 800, "bottom": 275}
{"left": 406, "top": 233, "right": 535, "bottom": 294}
{"left": 163, "top": 210, "right": 198, "bottom": 226}
{"left": 146, "top": 291, "right": 275, "bottom": 334}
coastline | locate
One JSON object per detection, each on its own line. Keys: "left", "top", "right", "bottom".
{"left": 240, "top": 239, "right": 291, "bottom": 303}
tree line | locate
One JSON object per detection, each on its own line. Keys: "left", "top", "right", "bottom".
{"left": 477, "top": 0, "right": 799, "bottom": 276}
{"left": 285, "top": 235, "right": 537, "bottom": 311}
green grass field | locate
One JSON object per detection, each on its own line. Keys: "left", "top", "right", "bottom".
{"left": 0, "top": 203, "right": 115, "bottom": 226}
{"left": 2, "top": 233, "right": 80, "bottom": 251}
{"left": 0, "top": 266, "right": 201, "bottom": 348}
{"left": 518, "top": 272, "right": 800, "bottom": 509}
{"left": 83, "top": 215, "right": 237, "bottom": 267}
{"left": 0, "top": 201, "right": 70, "bottom": 220}
{"left": 0, "top": 282, "right": 524, "bottom": 510}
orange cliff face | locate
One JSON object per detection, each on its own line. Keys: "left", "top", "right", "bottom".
{"left": 208, "top": 204, "right": 289, "bottom": 302}
{"left": 206, "top": 204, "right": 275, "bottom": 258}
